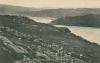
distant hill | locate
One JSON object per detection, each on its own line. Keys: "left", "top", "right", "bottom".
{"left": 0, "top": 4, "right": 44, "bottom": 16}
{"left": 51, "top": 14, "right": 100, "bottom": 27}
{"left": 1, "top": 4, "right": 100, "bottom": 18}
{"left": 29, "top": 8, "right": 100, "bottom": 18}
{"left": 0, "top": 15, "right": 100, "bottom": 63}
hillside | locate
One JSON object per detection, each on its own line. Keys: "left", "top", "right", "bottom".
{"left": 0, "top": 4, "right": 43, "bottom": 16}
{"left": 0, "top": 15, "right": 100, "bottom": 63}
{"left": 51, "top": 14, "right": 100, "bottom": 27}
{"left": 1, "top": 4, "right": 100, "bottom": 18}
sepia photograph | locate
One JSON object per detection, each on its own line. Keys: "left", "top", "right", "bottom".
{"left": 0, "top": 0, "right": 100, "bottom": 63}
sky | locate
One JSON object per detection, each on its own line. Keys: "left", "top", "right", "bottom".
{"left": 0, "top": 0, "right": 100, "bottom": 8}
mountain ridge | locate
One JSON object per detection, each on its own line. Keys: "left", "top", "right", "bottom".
{"left": 1, "top": 4, "right": 100, "bottom": 18}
